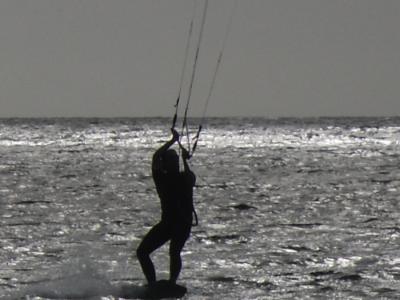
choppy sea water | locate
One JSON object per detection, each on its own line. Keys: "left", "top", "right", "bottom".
{"left": 1, "top": 117, "right": 400, "bottom": 299}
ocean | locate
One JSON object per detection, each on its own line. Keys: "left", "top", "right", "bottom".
{"left": 1, "top": 117, "right": 400, "bottom": 299}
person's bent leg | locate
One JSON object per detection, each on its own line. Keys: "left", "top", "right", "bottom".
{"left": 137, "top": 222, "right": 170, "bottom": 283}
{"left": 169, "top": 224, "right": 191, "bottom": 283}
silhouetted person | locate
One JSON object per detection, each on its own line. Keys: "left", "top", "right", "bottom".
{"left": 137, "top": 128, "right": 196, "bottom": 285}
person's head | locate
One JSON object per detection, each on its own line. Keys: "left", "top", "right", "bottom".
{"left": 163, "top": 149, "right": 179, "bottom": 173}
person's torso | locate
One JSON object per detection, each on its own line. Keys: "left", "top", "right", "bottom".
{"left": 153, "top": 171, "right": 195, "bottom": 222}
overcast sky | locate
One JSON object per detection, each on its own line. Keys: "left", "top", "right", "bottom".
{"left": 1, "top": 0, "right": 399, "bottom": 118}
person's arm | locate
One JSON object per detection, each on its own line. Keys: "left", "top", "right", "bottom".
{"left": 180, "top": 147, "right": 191, "bottom": 173}
{"left": 152, "top": 129, "right": 179, "bottom": 173}
{"left": 181, "top": 147, "right": 196, "bottom": 186}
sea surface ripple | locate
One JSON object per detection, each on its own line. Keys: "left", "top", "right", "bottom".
{"left": 1, "top": 117, "right": 400, "bottom": 299}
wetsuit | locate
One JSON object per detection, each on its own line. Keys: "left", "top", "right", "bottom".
{"left": 137, "top": 139, "right": 196, "bottom": 284}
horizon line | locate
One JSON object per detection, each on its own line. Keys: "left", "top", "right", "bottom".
{"left": 0, "top": 115, "right": 399, "bottom": 120}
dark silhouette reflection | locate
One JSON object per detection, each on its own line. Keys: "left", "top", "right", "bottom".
{"left": 137, "top": 129, "right": 196, "bottom": 284}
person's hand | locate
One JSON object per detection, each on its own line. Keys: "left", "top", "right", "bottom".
{"left": 171, "top": 128, "right": 180, "bottom": 142}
